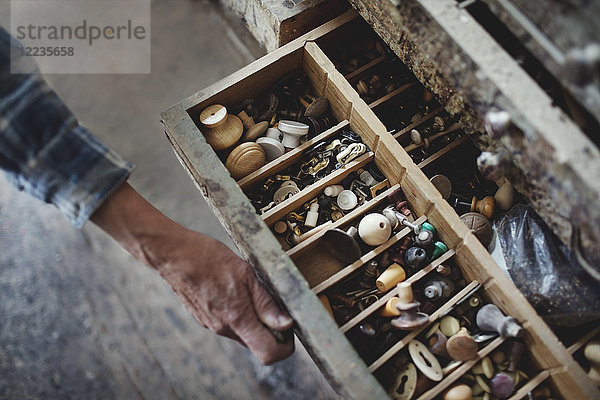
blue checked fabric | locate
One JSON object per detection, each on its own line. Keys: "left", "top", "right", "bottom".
{"left": 0, "top": 27, "right": 133, "bottom": 228}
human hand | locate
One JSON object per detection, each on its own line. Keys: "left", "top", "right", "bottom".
{"left": 91, "top": 183, "right": 294, "bottom": 364}
{"left": 155, "top": 231, "right": 295, "bottom": 364}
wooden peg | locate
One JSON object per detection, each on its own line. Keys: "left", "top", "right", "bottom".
{"left": 237, "top": 110, "right": 255, "bottom": 129}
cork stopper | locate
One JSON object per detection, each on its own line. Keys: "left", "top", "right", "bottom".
{"left": 376, "top": 263, "right": 406, "bottom": 292}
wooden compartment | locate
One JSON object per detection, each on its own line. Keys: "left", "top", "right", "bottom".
{"left": 162, "top": 11, "right": 599, "bottom": 400}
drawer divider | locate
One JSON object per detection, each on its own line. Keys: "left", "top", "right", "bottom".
{"left": 416, "top": 335, "right": 506, "bottom": 400}
{"left": 340, "top": 249, "right": 456, "bottom": 334}
{"left": 506, "top": 370, "right": 551, "bottom": 400}
{"left": 567, "top": 325, "right": 600, "bottom": 355}
{"left": 344, "top": 55, "right": 387, "bottom": 81}
{"left": 288, "top": 184, "right": 401, "bottom": 258}
{"left": 368, "top": 82, "right": 416, "bottom": 109}
{"left": 238, "top": 120, "right": 350, "bottom": 190}
{"left": 391, "top": 107, "right": 444, "bottom": 140}
{"left": 417, "top": 134, "right": 470, "bottom": 170}
{"left": 368, "top": 279, "right": 481, "bottom": 373}
{"left": 312, "top": 215, "right": 428, "bottom": 294}
{"left": 262, "top": 152, "right": 374, "bottom": 226}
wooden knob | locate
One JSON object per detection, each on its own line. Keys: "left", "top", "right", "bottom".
{"left": 471, "top": 196, "right": 495, "bottom": 219}
{"left": 202, "top": 113, "right": 243, "bottom": 151}
{"left": 443, "top": 384, "right": 472, "bottom": 400}
{"left": 358, "top": 213, "right": 392, "bottom": 246}
{"left": 237, "top": 110, "right": 255, "bottom": 130}
{"left": 380, "top": 297, "right": 402, "bottom": 317}
{"left": 242, "top": 120, "right": 269, "bottom": 142}
{"left": 377, "top": 263, "right": 406, "bottom": 292}
{"left": 225, "top": 142, "right": 265, "bottom": 180}
{"left": 447, "top": 327, "right": 478, "bottom": 361}
{"left": 200, "top": 104, "right": 227, "bottom": 128}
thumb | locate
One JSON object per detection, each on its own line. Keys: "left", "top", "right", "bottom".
{"left": 248, "top": 274, "right": 293, "bottom": 331}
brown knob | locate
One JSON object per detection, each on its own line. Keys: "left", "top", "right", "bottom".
{"left": 200, "top": 104, "right": 227, "bottom": 128}
{"left": 471, "top": 196, "right": 495, "bottom": 219}
{"left": 446, "top": 327, "right": 478, "bottom": 361}
{"left": 225, "top": 142, "right": 265, "bottom": 180}
{"left": 202, "top": 111, "right": 243, "bottom": 151}
{"left": 242, "top": 120, "right": 269, "bottom": 142}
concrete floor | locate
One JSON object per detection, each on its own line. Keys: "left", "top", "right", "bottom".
{"left": 0, "top": 0, "right": 338, "bottom": 398}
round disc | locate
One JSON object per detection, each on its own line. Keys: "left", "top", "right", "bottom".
{"left": 256, "top": 137, "right": 285, "bottom": 162}
{"left": 200, "top": 104, "right": 227, "bottom": 128}
{"left": 225, "top": 142, "right": 265, "bottom": 180}
{"left": 304, "top": 97, "right": 329, "bottom": 118}
{"left": 430, "top": 174, "right": 452, "bottom": 199}
{"left": 408, "top": 340, "right": 443, "bottom": 382}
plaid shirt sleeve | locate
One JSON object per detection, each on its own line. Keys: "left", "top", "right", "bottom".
{"left": 0, "top": 27, "right": 133, "bottom": 228}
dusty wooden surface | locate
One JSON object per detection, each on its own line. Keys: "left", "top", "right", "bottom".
{"left": 348, "top": 0, "right": 600, "bottom": 278}
{"left": 219, "top": 0, "right": 347, "bottom": 51}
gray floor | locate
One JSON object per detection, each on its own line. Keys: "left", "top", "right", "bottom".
{"left": 0, "top": 0, "right": 338, "bottom": 398}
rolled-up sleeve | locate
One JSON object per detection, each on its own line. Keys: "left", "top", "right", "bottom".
{"left": 0, "top": 27, "right": 133, "bottom": 228}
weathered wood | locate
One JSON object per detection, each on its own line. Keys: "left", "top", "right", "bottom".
{"left": 348, "top": 0, "right": 600, "bottom": 282}
{"left": 506, "top": 370, "right": 550, "bottom": 400}
{"left": 162, "top": 10, "right": 600, "bottom": 399}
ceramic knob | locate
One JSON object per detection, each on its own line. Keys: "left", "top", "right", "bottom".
{"left": 265, "top": 127, "right": 282, "bottom": 140}
{"left": 443, "top": 384, "right": 472, "bottom": 400}
{"left": 447, "top": 327, "right": 478, "bottom": 361}
{"left": 460, "top": 212, "right": 493, "bottom": 247}
{"left": 476, "top": 304, "right": 522, "bottom": 338}
{"left": 225, "top": 142, "right": 265, "bottom": 180}
{"left": 405, "top": 246, "right": 427, "bottom": 268}
{"left": 429, "top": 241, "right": 448, "bottom": 262}
{"left": 337, "top": 190, "right": 358, "bottom": 210}
{"left": 494, "top": 179, "right": 515, "bottom": 211}
{"left": 359, "top": 213, "right": 392, "bottom": 246}
{"left": 201, "top": 105, "right": 243, "bottom": 151}
{"left": 279, "top": 120, "right": 309, "bottom": 148}
{"left": 324, "top": 185, "right": 344, "bottom": 197}
{"left": 415, "top": 229, "right": 434, "bottom": 247}
{"left": 376, "top": 263, "right": 406, "bottom": 292}
{"left": 256, "top": 137, "right": 285, "bottom": 162}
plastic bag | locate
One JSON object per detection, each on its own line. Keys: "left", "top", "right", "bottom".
{"left": 495, "top": 205, "right": 600, "bottom": 327}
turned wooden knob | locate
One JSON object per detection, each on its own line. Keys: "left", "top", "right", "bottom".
{"left": 446, "top": 327, "right": 478, "bottom": 361}
{"left": 358, "top": 213, "right": 392, "bottom": 246}
{"left": 376, "top": 263, "right": 406, "bottom": 292}
{"left": 201, "top": 106, "right": 243, "bottom": 151}
{"left": 237, "top": 110, "right": 255, "bottom": 130}
{"left": 225, "top": 142, "right": 265, "bottom": 180}
{"left": 200, "top": 104, "right": 228, "bottom": 128}
{"left": 443, "top": 384, "right": 472, "bottom": 400}
{"left": 471, "top": 196, "right": 495, "bottom": 219}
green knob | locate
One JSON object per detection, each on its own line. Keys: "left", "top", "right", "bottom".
{"left": 429, "top": 241, "right": 448, "bottom": 261}
{"left": 421, "top": 222, "right": 436, "bottom": 235}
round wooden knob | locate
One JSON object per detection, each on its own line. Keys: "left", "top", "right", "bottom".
{"left": 200, "top": 104, "right": 227, "bottom": 128}
{"left": 225, "top": 142, "right": 265, "bottom": 180}
{"left": 447, "top": 327, "right": 478, "bottom": 361}
{"left": 202, "top": 114, "right": 243, "bottom": 151}
{"left": 443, "top": 384, "right": 472, "bottom": 400}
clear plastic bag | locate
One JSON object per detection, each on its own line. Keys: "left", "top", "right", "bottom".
{"left": 495, "top": 205, "right": 600, "bottom": 327}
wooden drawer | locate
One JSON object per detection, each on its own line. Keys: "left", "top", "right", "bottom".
{"left": 162, "top": 11, "right": 598, "bottom": 400}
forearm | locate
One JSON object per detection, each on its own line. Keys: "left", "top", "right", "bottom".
{"left": 90, "top": 182, "right": 180, "bottom": 269}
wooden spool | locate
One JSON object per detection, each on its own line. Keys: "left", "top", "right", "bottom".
{"left": 225, "top": 142, "right": 266, "bottom": 180}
